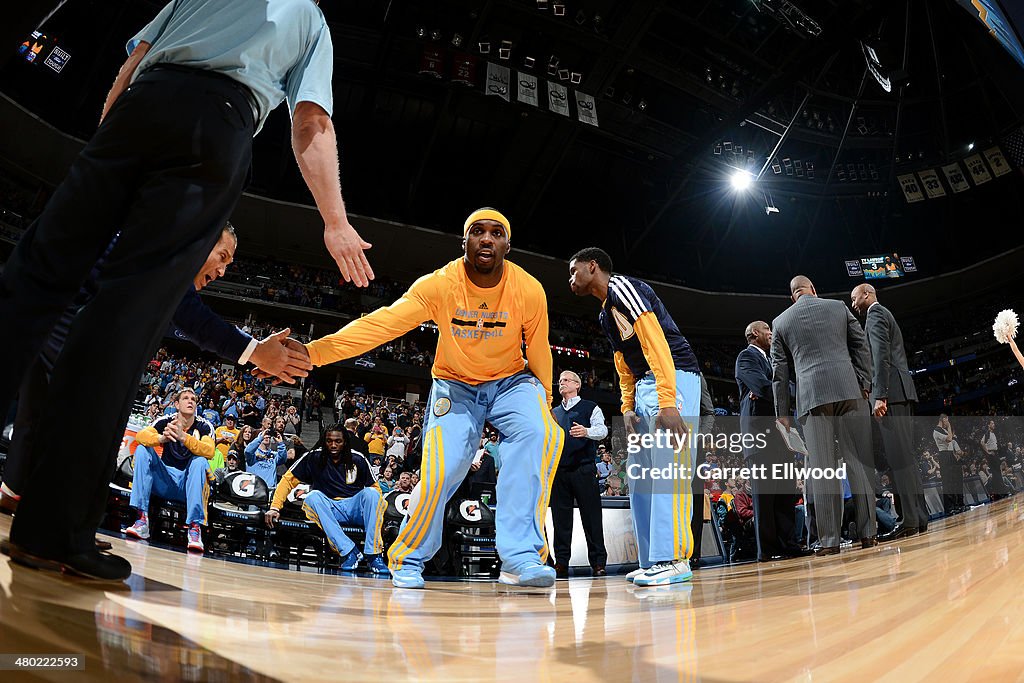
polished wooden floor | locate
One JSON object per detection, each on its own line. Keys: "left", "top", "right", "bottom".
{"left": 3, "top": 499, "right": 1024, "bottom": 682}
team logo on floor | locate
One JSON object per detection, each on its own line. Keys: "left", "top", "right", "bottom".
{"left": 433, "top": 397, "right": 452, "bottom": 416}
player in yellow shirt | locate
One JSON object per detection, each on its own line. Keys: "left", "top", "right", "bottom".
{"left": 293, "top": 208, "right": 564, "bottom": 589}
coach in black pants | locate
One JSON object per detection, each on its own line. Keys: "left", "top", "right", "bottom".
{"left": 852, "top": 284, "right": 927, "bottom": 537}
{"left": 551, "top": 371, "right": 608, "bottom": 578}
{"left": 0, "top": 0, "right": 371, "bottom": 581}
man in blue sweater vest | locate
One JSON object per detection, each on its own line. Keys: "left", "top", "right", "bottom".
{"left": 550, "top": 370, "right": 609, "bottom": 578}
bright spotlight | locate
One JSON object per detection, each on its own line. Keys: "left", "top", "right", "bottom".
{"left": 967, "top": 142, "right": 975, "bottom": 151}
{"left": 730, "top": 170, "right": 754, "bottom": 191}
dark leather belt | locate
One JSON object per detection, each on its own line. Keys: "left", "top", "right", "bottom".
{"left": 140, "top": 62, "right": 260, "bottom": 125}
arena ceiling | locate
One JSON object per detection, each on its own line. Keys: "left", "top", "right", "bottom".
{"left": 3, "top": 0, "right": 1024, "bottom": 293}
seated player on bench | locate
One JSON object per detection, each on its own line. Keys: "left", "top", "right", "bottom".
{"left": 125, "top": 387, "right": 215, "bottom": 552}
{"left": 265, "top": 423, "right": 389, "bottom": 575}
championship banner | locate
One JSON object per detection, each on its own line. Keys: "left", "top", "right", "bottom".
{"left": 983, "top": 146, "right": 1012, "bottom": 177}
{"left": 575, "top": 91, "right": 599, "bottom": 127}
{"left": 941, "top": 162, "right": 971, "bottom": 193}
{"left": 964, "top": 154, "right": 992, "bottom": 185}
{"left": 548, "top": 81, "right": 570, "bottom": 117}
{"left": 917, "top": 169, "right": 945, "bottom": 199}
{"left": 485, "top": 62, "right": 510, "bottom": 102}
{"left": 517, "top": 71, "right": 539, "bottom": 107}
{"left": 897, "top": 173, "right": 924, "bottom": 203}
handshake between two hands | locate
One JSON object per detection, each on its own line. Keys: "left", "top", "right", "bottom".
{"left": 248, "top": 328, "right": 313, "bottom": 385}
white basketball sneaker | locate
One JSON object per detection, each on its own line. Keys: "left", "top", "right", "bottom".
{"left": 625, "top": 567, "right": 647, "bottom": 583}
{"left": 632, "top": 559, "right": 692, "bottom": 587}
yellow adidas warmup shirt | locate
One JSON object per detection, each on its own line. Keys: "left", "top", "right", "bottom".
{"left": 305, "top": 258, "right": 555, "bottom": 403}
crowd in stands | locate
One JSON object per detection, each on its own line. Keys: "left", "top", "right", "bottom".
{"left": 212, "top": 255, "right": 407, "bottom": 313}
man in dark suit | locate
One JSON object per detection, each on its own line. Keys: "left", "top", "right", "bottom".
{"left": 736, "top": 321, "right": 806, "bottom": 560}
{"left": 851, "top": 284, "right": 927, "bottom": 538}
{"left": 771, "top": 276, "right": 877, "bottom": 556}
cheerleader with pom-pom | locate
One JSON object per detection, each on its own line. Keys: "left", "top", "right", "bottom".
{"left": 993, "top": 310, "right": 1024, "bottom": 370}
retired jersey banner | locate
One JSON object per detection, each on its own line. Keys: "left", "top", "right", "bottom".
{"left": 917, "top": 169, "right": 945, "bottom": 199}
{"left": 419, "top": 46, "right": 444, "bottom": 79}
{"left": 485, "top": 62, "right": 510, "bottom": 102}
{"left": 941, "top": 162, "right": 970, "bottom": 193}
{"left": 547, "top": 81, "right": 570, "bottom": 117}
{"left": 964, "top": 154, "right": 992, "bottom": 185}
{"left": 451, "top": 53, "right": 477, "bottom": 87}
{"left": 575, "top": 91, "right": 599, "bottom": 127}
{"left": 517, "top": 71, "right": 539, "bottom": 107}
{"left": 897, "top": 173, "right": 924, "bottom": 203}
{"left": 983, "top": 146, "right": 1012, "bottom": 177}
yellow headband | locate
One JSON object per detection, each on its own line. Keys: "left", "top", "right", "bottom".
{"left": 463, "top": 208, "right": 511, "bottom": 240}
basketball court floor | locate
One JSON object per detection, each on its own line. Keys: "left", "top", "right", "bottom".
{"left": 3, "top": 498, "right": 1024, "bottom": 682}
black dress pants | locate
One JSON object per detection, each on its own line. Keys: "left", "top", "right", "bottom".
{"left": 878, "top": 402, "right": 927, "bottom": 528}
{"left": 938, "top": 451, "right": 964, "bottom": 512}
{"left": 550, "top": 463, "right": 607, "bottom": 568}
{"left": 0, "top": 67, "right": 254, "bottom": 558}
{"left": 3, "top": 357, "right": 50, "bottom": 494}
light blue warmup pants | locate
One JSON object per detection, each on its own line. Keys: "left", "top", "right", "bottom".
{"left": 388, "top": 372, "right": 564, "bottom": 574}
{"left": 302, "top": 488, "right": 387, "bottom": 557}
{"left": 129, "top": 445, "right": 211, "bottom": 526}
{"left": 630, "top": 369, "right": 701, "bottom": 567}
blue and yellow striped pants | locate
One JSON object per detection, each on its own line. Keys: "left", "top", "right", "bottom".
{"left": 631, "top": 369, "right": 701, "bottom": 567}
{"left": 388, "top": 372, "right": 564, "bottom": 574}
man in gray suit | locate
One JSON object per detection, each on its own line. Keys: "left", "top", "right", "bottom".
{"left": 851, "top": 283, "right": 927, "bottom": 538}
{"left": 771, "top": 276, "right": 877, "bottom": 556}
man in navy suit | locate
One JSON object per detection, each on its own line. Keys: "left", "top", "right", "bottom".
{"left": 735, "top": 321, "right": 806, "bottom": 560}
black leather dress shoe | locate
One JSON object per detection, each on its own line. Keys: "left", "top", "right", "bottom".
{"left": 782, "top": 547, "right": 814, "bottom": 558}
{"left": 1, "top": 540, "right": 132, "bottom": 581}
{"left": 592, "top": 566, "right": 607, "bottom": 577}
{"left": 554, "top": 563, "right": 569, "bottom": 579}
{"left": 860, "top": 537, "right": 878, "bottom": 549}
{"left": 879, "top": 525, "right": 918, "bottom": 542}
{"left": 814, "top": 545, "right": 840, "bottom": 557}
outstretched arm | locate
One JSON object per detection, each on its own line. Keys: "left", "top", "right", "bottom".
{"left": 1010, "top": 338, "right": 1024, "bottom": 372}
{"left": 303, "top": 278, "right": 434, "bottom": 366}
{"left": 292, "top": 101, "right": 372, "bottom": 287}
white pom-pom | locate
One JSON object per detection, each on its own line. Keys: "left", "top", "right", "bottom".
{"left": 994, "top": 309, "right": 1019, "bottom": 344}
